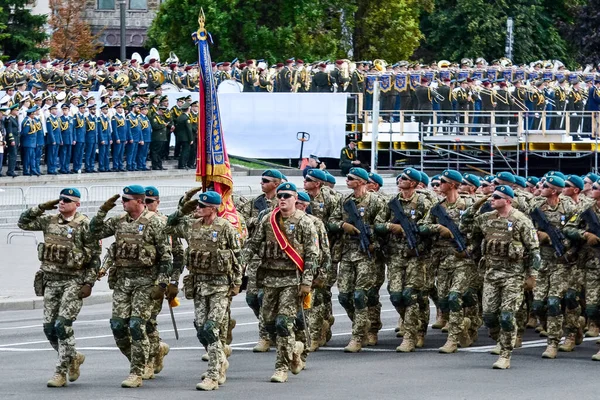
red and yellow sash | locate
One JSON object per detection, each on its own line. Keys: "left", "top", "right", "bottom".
{"left": 270, "top": 208, "right": 304, "bottom": 272}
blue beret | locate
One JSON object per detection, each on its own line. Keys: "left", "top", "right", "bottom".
{"left": 526, "top": 176, "right": 539, "bottom": 186}
{"left": 513, "top": 176, "right": 527, "bottom": 188}
{"left": 60, "top": 187, "right": 81, "bottom": 199}
{"left": 123, "top": 185, "right": 146, "bottom": 196}
{"left": 566, "top": 175, "right": 584, "bottom": 190}
{"left": 431, "top": 174, "right": 441, "bottom": 182}
{"left": 145, "top": 186, "right": 159, "bottom": 197}
{"left": 462, "top": 173, "right": 481, "bottom": 187}
{"left": 297, "top": 192, "right": 310, "bottom": 202}
{"left": 308, "top": 169, "right": 328, "bottom": 182}
{"left": 277, "top": 182, "right": 298, "bottom": 193}
{"left": 495, "top": 185, "right": 515, "bottom": 198}
{"left": 348, "top": 167, "right": 369, "bottom": 182}
{"left": 198, "top": 191, "right": 222, "bottom": 206}
{"left": 26, "top": 105, "right": 38, "bottom": 114}
{"left": 585, "top": 173, "right": 599, "bottom": 183}
{"left": 546, "top": 171, "right": 566, "bottom": 180}
{"left": 281, "top": 174, "right": 288, "bottom": 182}
{"left": 324, "top": 171, "right": 336, "bottom": 184}
{"left": 546, "top": 176, "right": 565, "bottom": 188}
{"left": 368, "top": 172, "right": 384, "bottom": 187}
{"left": 399, "top": 167, "right": 421, "bottom": 182}
{"left": 442, "top": 169, "right": 463, "bottom": 184}
{"left": 262, "top": 169, "right": 284, "bottom": 180}
{"left": 419, "top": 172, "right": 430, "bottom": 186}
{"left": 495, "top": 171, "right": 515, "bottom": 184}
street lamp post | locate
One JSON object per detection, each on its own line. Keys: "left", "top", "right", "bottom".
{"left": 119, "top": 0, "right": 126, "bottom": 60}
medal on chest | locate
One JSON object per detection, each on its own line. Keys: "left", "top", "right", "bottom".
{"left": 410, "top": 209, "right": 416, "bottom": 220}
{"left": 359, "top": 207, "right": 365, "bottom": 217}
{"left": 289, "top": 224, "right": 295, "bottom": 234}
{"left": 138, "top": 224, "right": 144, "bottom": 235}
{"left": 211, "top": 231, "right": 218, "bottom": 242}
{"left": 560, "top": 215, "right": 565, "bottom": 225}
{"left": 507, "top": 221, "right": 513, "bottom": 232}
{"left": 66, "top": 227, "right": 73, "bottom": 239}
{"left": 319, "top": 202, "right": 324, "bottom": 210}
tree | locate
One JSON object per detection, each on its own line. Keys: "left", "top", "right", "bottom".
{"left": 568, "top": 0, "right": 600, "bottom": 67}
{"left": 0, "top": 0, "right": 48, "bottom": 60}
{"left": 48, "top": 0, "right": 103, "bottom": 60}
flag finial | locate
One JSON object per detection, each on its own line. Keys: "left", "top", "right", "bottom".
{"left": 198, "top": 8, "right": 205, "bottom": 31}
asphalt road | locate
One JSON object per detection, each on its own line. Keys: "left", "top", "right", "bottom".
{"left": 1, "top": 290, "right": 599, "bottom": 400}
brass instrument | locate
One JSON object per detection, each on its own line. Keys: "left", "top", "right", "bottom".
{"left": 373, "top": 59, "right": 387, "bottom": 72}
{"left": 430, "top": 87, "right": 445, "bottom": 101}
{"left": 115, "top": 72, "right": 129, "bottom": 87}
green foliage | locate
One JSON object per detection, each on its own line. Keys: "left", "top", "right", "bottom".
{"left": 568, "top": 0, "right": 600, "bottom": 66}
{"left": 0, "top": 0, "right": 48, "bottom": 59}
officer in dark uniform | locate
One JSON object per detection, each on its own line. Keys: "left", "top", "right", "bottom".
{"left": 278, "top": 60, "right": 294, "bottom": 93}
{"left": 415, "top": 77, "right": 433, "bottom": 133}
{"left": 311, "top": 63, "right": 332, "bottom": 93}
{"left": 242, "top": 60, "right": 257, "bottom": 93}
{"left": 479, "top": 80, "right": 495, "bottom": 134}
{"left": 4, "top": 104, "right": 20, "bottom": 177}
{"left": 437, "top": 78, "right": 453, "bottom": 130}
{"left": 568, "top": 80, "right": 585, "bottom": 137}
{"left": 175, "top": 103, "right": 193, "bottom": 170}
{"left": 494, "top": 81, "right": 513, "bottom": 134}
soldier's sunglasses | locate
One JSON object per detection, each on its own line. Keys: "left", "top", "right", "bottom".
{"left": 400, "top": 176, "right": 410, "bottom": 181}
{"left": 144, "top": 199, "right": 156, "bottom": 204}
{"left": 346, "top": 176, "right": 356, "bottom": 181}
{"left": 431, "top": 183, "right": 440, "bottom": 187}
{"left": 304, "top": 177, "right": 316, "bottom": 182}
{"left": 277, "top": 193, "right": 293, "bottom": 199}
{"left": 122, "top": 197, "right": 132, "bottom": 203}
{"left": 593, "top": 185, "right": 600, "bottom": 191}
{"left": 59, "top": 196, "right": 74, "bottom": 203}
{"left": 542, "top": 184, "right": 550, "bottom": 189}
{"left": 492, "top": 194, "right": 503, "bottom": 200}
{"left": 197, "top": 203, "right": 208, "bottom": 208}
{"left": 261, "top": 178, "right": 273, "bottom": 184}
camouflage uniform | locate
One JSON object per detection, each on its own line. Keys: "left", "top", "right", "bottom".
{"left": 90, "top": 209, "right": 172, "bottom": 377}
{"left": 374, "top": 191, "right": 432, "bottom": 347}
{"left": 329, "top": 191, "right": 383, "bottom": 345}
{"left": 18, "top": 207, "right": 100, "bottom": 379}
{"left": 245, "top": 209, "right": 318, "bottom": 373}
{"left": 165, "top": 212, "right": 243, "bottom": 382}
{"left": 470, "top": 208, "right": 539, "bottom": 359}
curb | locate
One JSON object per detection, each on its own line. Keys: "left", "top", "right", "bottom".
{"left": 0, "top": 292, "right": 113, "bottom": 312}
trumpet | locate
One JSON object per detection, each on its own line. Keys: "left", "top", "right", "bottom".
{"left": 430, "top": 87, "right": 445, "bottom": 101}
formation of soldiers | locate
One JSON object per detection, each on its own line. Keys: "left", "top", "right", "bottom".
{"left": 19, "top": 163, "right": 600, "bottom": 391}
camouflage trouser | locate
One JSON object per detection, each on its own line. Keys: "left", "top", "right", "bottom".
{"left": 337, "top": 257, "right": 376, "bottom": 341}
{"left": 387, "top": 254, "right": 427, "bottom": 342}
{"left": 111, "top": 275, "right": 155, "bottom": 376}
{"left": 463, "top": 261, "right": 483, "bottom": 338}
{"left": 437, "top": 252, "right": 471, "bottom": 342}
{"left": 532, "top": 256, "right": 569, "bottom": 345}
{"left": 218, "top": 297, "right": 234, "bottom": 345}
{"left": 247, "top": 260, "right": 272, "bottom": 343}
{"left": 147, "top": 297, "right": 164, "bottom": 365}
{"left": 482, "top": 263, "right": 524, "bottom": 355}
{"left": 585, "top": 265, "right": 600, "bottom": 326}
{"left": 420, "top": 253, "right": 436, "bottom": 335}
{"left": 564, "top": 264, "right": 585, "bottom": 335}
{"left": 368, "top": 257, "right": 386, "bottom": 334}
{"left": 43, "top": 278, "right": 83, "bottom": 375}
{"left": 262, "top": 285, "right": 300, "bottom": 372}
{"left": 194, "top": 289, "right": 229, "bottom": 381}
{"left": 306, "top": 286, "right": 333, "bottom": 345}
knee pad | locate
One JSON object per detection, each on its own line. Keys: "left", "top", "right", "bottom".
{"left": 295, "top": 311, "right": 305, "bottom": 330}
{"left": 389, "top": 292, "right": 403, "bottom": 308}
{"left": 500, "top": 311, "right": 515, "bottom": 332}
{"left": 146, "top": 320, "right": 156, "bottom": 335}
{"left": 265, "top": 322, "right": 277, "bottom": 336}
{"left": 402, "top": 288, "right": 419, "bottom": 307}
{"left": 366, "top": 287, "right": 380, "bottom": 307}
{"left": 54, "top": 316, "right": 73, "bottom": 340}
{"left": 246, "top": 294, "right": 260, "bottom": 313}
{"left": 483, "top": 312, "right": 499, "bottom": 329}
{"left": 275, "top": 315, "right": 291, "bottom": 337}
{"left": 202, "top": 320, "right": 219, "bottom": 345}
{"left": 196, "top": 325, "right": 208, "bottom": 346}
{"left": 448, "top": 291, "right": 462, "bottom": 313}
{"left": 439, "top": 297, "right": 450, "bottom": 314}
{"left": 547, "top": 296, "right": 562, "bottom": 317}
{"left": 129, "top": 317, "right": 145, "bottom": 341}
{"left": 462, "top": 288, "right": 478, "bottom": 308}
{"left": 354, "top": 290, "right": 368, "bottom": 310}
{"left": 43, "top": 322, "right": 58, "bottom": 343}
{"left": 338, "top": 292, "right": 354, "bottom": 311}
{"left": 587, "top": 305, "right": 600, "bottom": 322}
{"left": 564, "top": 289, "right": 579, "bottom": 310}
{"left": 532, "top": 300, "right": 546, "bottom": 317}
{"left": 110, "top": 317, "right": 129, "bottom": 339}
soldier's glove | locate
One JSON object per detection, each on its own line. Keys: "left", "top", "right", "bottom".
{"left": 438, "top": 225, "right": 454, "bottom": 239}
{"left": 228, "top": 285, "right": 241, "bottom": 297}
{"left": 537, "top": 231, "right": 551, "bottom": 245}
{"left": 388, "top": 223, "right": 404, "bottom": 236}
{"left": 312, "top": 277, "right": 325, "bottom": 289}
{"left": 585, "top": 232, "right": 600, "bottom": 246}
{"left": 100, "top": 194, "right": 120, "bottom": 212}
{"left": 523, "top": 275, "right": 536, "bottom": 291}
{"left": 150, "top": 284, "right": 166, "bottom": 300}
{"left": 39, "top": 199, "right": 60, "bottom": 211}
{"left": 531, "top": 252, "right": 542, "bottom": 271}
{"left": 298, "top": 284, "right": 311, "bottom": 297}
{"left": 342, "top": 222, "right": 360, "bottom": 235}
{"left": 472, "top": 195, "right": 491, "bottom": 210}
{"left": 182, "top": 186, "right": 203, "bottom": 203}
{"left": 97, "top": 268, "right": 107, "bottom": 281}
{"left": 78, "top": 283, "right": 92, "bottom": 299}
{"left": 181, "top": 199, "right": 199, "bottom": 215}
{"left": 165, "top": 283, "right": 179, "bottom": 301}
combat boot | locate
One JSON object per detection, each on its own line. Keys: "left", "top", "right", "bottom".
{"left": 438, "top": 339, "right": 458, "bottom": 354}
{"left": 367, "top": 332, "right": 378, "bottom": 346}
{"left": 395, "top": 316, "right": 403, "bottom": 333}
{"left": 344, "top": 338, "right": 362, "bottom": 353}
{"left": 432, "top": 311, "right": 446, "bottom": 329}
{"left": 585, "top": 322, "right": 599, "bottom": 337}
{"left": 290, "top": 342, "right": 305, "bottom": 375}
{"left": 68, "top": 352, "right": 85, "bottom": 382}
{"left": 458, "top": 318, "right": 472, "bottom": 348}
{"left": 253, "top": 338, "right": 271, "bottom": 352}
{"left": 539, "top": 329, "right": 548, "bottom": 338}
{"left": 308, "top": 341, "right": 320, "bottom": 352}
{"left": 47, "top": 373, "right": 67, "bottom": 387}
{"left": 416, "top": 333, "right": 425, "bottom": 348}
{"left": 542, "top": 344, "right": 558, "bottom": 359}
{"left": 535, "top": 324, "right": 544, "bottom": 333}
{"left": 196, "top": 377, "right": 218, "bottom": 391}
{"left": 559, "top": 334, "right": 577, "bottom": 352}
{"left": 492, "top": 353, "right": 511, "bottom": 369}
{"left": 154, "top": 342, "right": 170, "bottom": 373}
{"left": 490, "top": 343, "right": 501, "bottom": 355}
{"left": 319, "top": 321, "right": 330, "bottom": 347}
{"left": 441, "top": 322, "right": 449, "bottom": 333}
{"left": 218, "top": 359, "right": 229, "bottom": 384}
{"left": 396, "top": 338, "right": 415, "bottom": 353}
{"left": 470, "top": 329, "right": 479, "bottom": 345}
{"left": 576, "top": 317, "right": 585, "bottom": 345}
{"left": 121, "top": 374, "right": 143, "bottom": 388}
{"left": 592, "top": 349, "right": 600, "bottom": 361}
{"left": 514, "top": 335, "right": 523, "bottom": 348}
{"left": 227, "top": 318, "right": 236, "bottom": 345}
{"left": 396, "top": 326, "right": 405, "bottom": 338}
{"left": 142, "top": 362, "right": 155, "bottom": 380}
{"left": 223, "top": 344, "right": 232, "bottom": 358}
{"left": 526, "top": 315, "right": 537, "bottom": 329}
{"left": 270, "top": 370, "right": 288, "bottom": 383}
{"left": 201, "top": 353, "right": 209, "bottom": 361}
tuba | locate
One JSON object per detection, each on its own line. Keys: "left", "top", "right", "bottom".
{"left": 373, "top": 59, "right": 387, "bottom": 72}
{"left": 165, "top": 52, "right": 179, "bottom": 65}
{"left": 115, "top": 72, "right": 129, "bottom": 87}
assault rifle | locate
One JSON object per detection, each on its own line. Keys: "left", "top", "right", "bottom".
{"left": 388, "top": 197, "right": 419, "bottom": 256}
{"left": 343, "top": 200, "right": 372, "bottom": 258}
{"left": 581, "top": 207, "right": 600, "bottom": 237}
{"left": 430, "top": 201, "right": 470, "bottom": 257}
{"left": 530, "top": 207, "right": 567, "bottom": 257}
